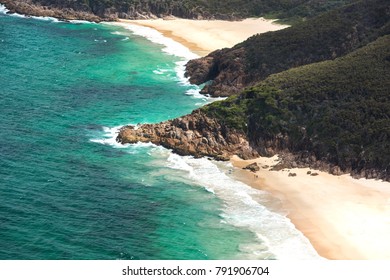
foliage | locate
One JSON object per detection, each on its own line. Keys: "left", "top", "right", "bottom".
{"left": 239, "top": 0, "right": 390, "bottom": 81}
{"left": 203, "top": 35, "right": 390, "bottom": 172}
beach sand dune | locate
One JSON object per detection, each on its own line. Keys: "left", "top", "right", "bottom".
{"left": 118, "top": 18, "right": 289, "bottom": 56}
{"left": 231, "top": 155, "right": 390, "bottom": 260}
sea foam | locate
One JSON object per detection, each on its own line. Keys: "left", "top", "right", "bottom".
{"left": 31, "top": 15, "right": 60, "bottom": 22}
{"left": 166, "top": 153, "right": 323, "bottom": 260}
{"left": 0, "top": 4, "right": 59, "bottom": 22}
{"left": 106, "top": 22, "right": 212, "bottom": 101}
{"left": 0, "top": 4, "right": 9, "bottom": 14}
{"left": 90, "top": 125, "right": 158, "bottom": 152}
{"left": 69, "top": 19, "right": 96, "bottom": 24}
{"left": 90, "top": 126, "right": 129, "bottom": 149}
{"left": 115, "top": 23, "right": 198, "bottom": 61}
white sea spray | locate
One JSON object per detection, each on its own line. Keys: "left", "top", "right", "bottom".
{"left": 166, "top": 153, "right": 323, "bottom": 260}
{"left": 0, "top": 4, "right": 9, "bottom": 14}
{"left": 0, "top": 4, "right": 60, "bottom": 22}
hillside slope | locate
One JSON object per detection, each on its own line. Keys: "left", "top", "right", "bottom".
{"left": 185, "top": 0, "right": 390, "bottom": 97}
{"left": 118, "top": 35, "right": 390, "bottom": 181}
{"left": 203, "top": 35, "right": 390, "bottom": 180}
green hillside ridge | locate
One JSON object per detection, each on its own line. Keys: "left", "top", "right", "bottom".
{"left": 1, "top": 0, "right": 354, "bottom": 22}
{"left": 242, "top": 0, "right": 390, "bottom": 75}
{"left": 203, "top": 35, "right": 390, "bottom": 180}
{"left": 185, "top": 0, "right": 390, "bottom": 97}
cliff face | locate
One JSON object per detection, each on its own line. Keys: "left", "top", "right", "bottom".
{"left": 117, "top": 110, "right": 258, "bottom": 161}
{"left": 185, "top": 0, "right": 390, "bottom": 97}
{"left": 185, "top": 47, "right": 247, "bottom": 97}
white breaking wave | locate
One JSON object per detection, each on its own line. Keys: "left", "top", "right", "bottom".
{"left": 0, "top": 4, "right": 9, "bottom": 14}
{"left": 0, "top": 4, "right": 96, "bottom": 23}
{"left": 90, "top": 126, "right": 129, "bottom": 148}
{"left": 153, "top": 68, "right": 171, "bottom": 75}
{"left": 90, "top": 125, "right": 158, "bottom": 152}
{"left": 174, "top": 59, "right": 225, "bottom": 103}
{"left": 0, "top": 4, "right": 59, "bottom": 22}
{"left": 166, "top": 153, "right": 323, "bottom": 260}
{"left": 111, "top": 31, "right": 130, "bottom": 41}
{"left": 31, "top": 15, "right": 59, "bottom": 22}
{"left": 115, "top": 23, "right": 198, "bottom": 61}
{"left": 173, "top": 60, "right": 207, "bottom": 100}
{"left": 69, "top": 19, "right": 96, "bottom": 24}
{"left": 106, "top": 22, "right": 211, "bottom": 102}
{"left": 89, "top": 124, "right": 321, "bottom": 259}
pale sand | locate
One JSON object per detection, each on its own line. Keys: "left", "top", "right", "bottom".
{"left": 231, "top": 155, "right": 390, "bottom": 259}
{"left": 118, "top": 18, "right": 289, "bottom": 56}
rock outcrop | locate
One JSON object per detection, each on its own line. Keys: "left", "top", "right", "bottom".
{"left": 185, "top": 48, "right": 248, "bottom": 97}
{"left": 116, "top": 107, "right": 389, "bottom": 181}
{"left": 116, "top": 110, "right": 258, "bottom": 161}
{"left": 243, "top": 162, "right": 260, "bottom": 172}
{"left": 1, "top": 0, "right": 105, "bottom": 22}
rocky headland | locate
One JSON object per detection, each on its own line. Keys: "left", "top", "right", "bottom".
{"left": 116, "top": 111, "right": 389, "bottom": 181}
{"left": 117, "top": 110, "right": 258, "bottom": 161}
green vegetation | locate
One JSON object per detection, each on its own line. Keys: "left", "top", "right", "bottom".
{"left": 190, "top": 0, "right": 389, "bottom": 98}
{"left": 203, "top": 35, "right": 390, "bottom": 174}
{"left": 17, "top": 0, "right": 354, "bottom": 21}
{"left": 239, "top": 0, "right": 390, "bottom": 81}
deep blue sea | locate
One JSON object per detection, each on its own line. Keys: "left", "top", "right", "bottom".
{"left": 0, "top": 5, "right": 320, "bottom": 260}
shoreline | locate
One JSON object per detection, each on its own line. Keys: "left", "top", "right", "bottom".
{"left": 0, "top": 1, "right": 104, "bottom": 22}
{"left": 118, "top": 18, "right": 289, "bottom": 56}
{"left": 231, "top": 155, "right": 390, "bottom": 260}
{"left": 110, "top": 18, "right": 390, "bottom": 259}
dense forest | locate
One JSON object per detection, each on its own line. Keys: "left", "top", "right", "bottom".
{"left": 202, "top": 34, "right": 390, "bottom": 179}
{"left": 1, "top": 0, "right": 354, "bottom": 21}
{"left": 186, "top": 0, "right": 390, "bottom": 96}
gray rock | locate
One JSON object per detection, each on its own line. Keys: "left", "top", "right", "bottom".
{"left": 243, "top": 162, "right": 260, "bottom": 172}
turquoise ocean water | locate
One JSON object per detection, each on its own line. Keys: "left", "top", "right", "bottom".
{"left": 0, "top": 5, "right": 320, "bottom": 260}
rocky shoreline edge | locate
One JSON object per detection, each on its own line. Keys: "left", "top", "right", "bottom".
{"left": 0, "top": 0, "right": 244, "bottom": 22}
{"left": 116, "top": 110, "right": 389, "bottom": 182}
{"left": 0, "top": 0, "right": 106, "bottom": 22}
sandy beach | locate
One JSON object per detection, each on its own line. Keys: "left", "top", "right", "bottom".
{"left": 231, "top": 155, "right": 390, "bottom": 260}
{"left": 118, "top": 18, "right": 289, "bottom": 56}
